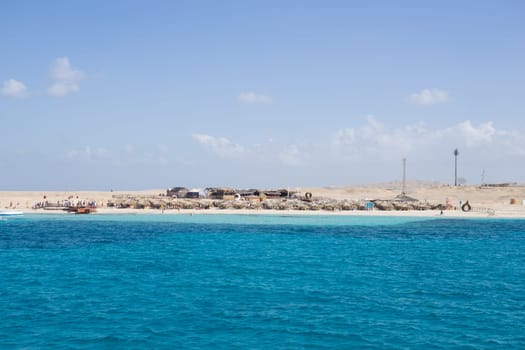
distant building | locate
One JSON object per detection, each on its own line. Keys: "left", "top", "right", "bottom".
{"left": 261, "top": 189, "right": 290, "bottom": 199}
{"left": 207, "top": 187, "right": 236, "bottom": 200}
{"left": 167, "top": 187, "right": 188, "bottom": 198}
{"left": 185, "top": 191, "right": 200, "bottom": 199}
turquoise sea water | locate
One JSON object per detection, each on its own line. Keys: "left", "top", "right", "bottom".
{"left": 1, "top": 214, "right": 524, "bottom": 349}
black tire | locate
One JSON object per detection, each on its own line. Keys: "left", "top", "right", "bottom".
{"left": 461, "top": 201, "right": 472, "bottom": 212}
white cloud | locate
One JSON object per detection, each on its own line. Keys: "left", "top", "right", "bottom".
{"left": 48, "top": 82, "right": 80, "bottom": 97}
{"left": 238, "top": 92, "right": 272, "bottom": 104}
{"left": 455, "top": 120, "right": 496, "bottom": 147}
{"left": 1, "top": 79, "right": 28, "bottom": 98}
{"left": 193, "top": 134, "right": 245, "bottom": 158}
{"left": 50, "top": 57, "right": 85, "bottom": 81}
{"left": 324, "top": 117, "right": 525, "bottom": 183}
{"left": 409, "top": 89, "right": 449, "bottom": 105}
{"left": 332, "top": 117, "right": 523, "bottom": 161}
{"left": 279, "top": 144, "right": 304, "bottom": 166}
{"left": 66, "top": 146, "right": 109, "bottom": 161}
{"left": 189, "top": 118, "right": 525, "bottom": 185}
{"left": 332, "top": 116, "right": 416, "bottom": 160}
{"left": 66, "top": 144, "right": 173, "bottom": 167}
{"left": 192, "top": 132, "right": 309, "bottom": 167}
{"left": 48, "top": 57, "right": 85, "bottom": 97}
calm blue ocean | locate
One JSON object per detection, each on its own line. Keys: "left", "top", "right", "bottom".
{"left": 1, "top": 214, "right": 524, "bottom": 349}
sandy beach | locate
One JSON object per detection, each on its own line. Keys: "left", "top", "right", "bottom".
{"left": 2, "top": 184, "right": 525, "bottom": 218}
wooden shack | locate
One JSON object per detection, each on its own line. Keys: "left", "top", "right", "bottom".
{"left": 237, "top": 189, "right": 259, "bottom": 198}
{"left": 167, "top": 187, "right": 189, "bottom": 198}
{"left": 185, "top": 191, "right": 200, "bottom": 199}
{"left": 262, "top": 189, "right": 290, "bottom": 199}
{"left": 207, "top": 187, "right": 236, "bottom": 200}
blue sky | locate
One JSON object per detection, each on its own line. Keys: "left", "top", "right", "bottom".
{"left": 1, "top": 0, "right": 524, "bottom": 190}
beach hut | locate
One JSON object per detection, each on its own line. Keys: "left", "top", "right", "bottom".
{"left": 207, "top": 187, "right": 236, "bottom": 200}
{"left": 185, "top": 188, "right": 208, "bottom": 199}
{"left": 167, "top": 187, "right": 189, "bottom": 198}
{"left": 237, "top": 189, "right": 259, "bottom": 198}
{"left": 263, "top": 189, "right": 290, "bottom": 199}
{"left": 393, "top": 194, "right": 418, "bottom": 202}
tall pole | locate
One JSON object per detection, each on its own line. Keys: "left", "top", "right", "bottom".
{"left": 402, "top": 158, "right": 406, "bottom": 195}
{"left": 454, "top": 149, "right": 459, "bottom": 186}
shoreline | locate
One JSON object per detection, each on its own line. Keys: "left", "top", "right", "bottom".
{"left": 12, "top": 207, "right": 525, "bottom": 219}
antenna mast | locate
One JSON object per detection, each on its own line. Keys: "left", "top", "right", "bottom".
{"left": 402, "top": 158, "right": 407, "bottom": 195}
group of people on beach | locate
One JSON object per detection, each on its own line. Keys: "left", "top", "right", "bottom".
{"left": 33, "top": 198, "right": 98, "bottom": 209}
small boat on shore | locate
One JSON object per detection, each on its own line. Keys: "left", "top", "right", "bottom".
{"left": 67, "top": 207, "right": 96, "bottom": 214}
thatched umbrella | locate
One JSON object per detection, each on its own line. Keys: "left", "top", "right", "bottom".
{"left": 393, "top": 194, "right": 418, "bottom": 202}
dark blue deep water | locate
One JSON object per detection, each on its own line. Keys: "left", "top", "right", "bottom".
{"left": 1, "top": 214, "right": 524, "bottom": 349}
